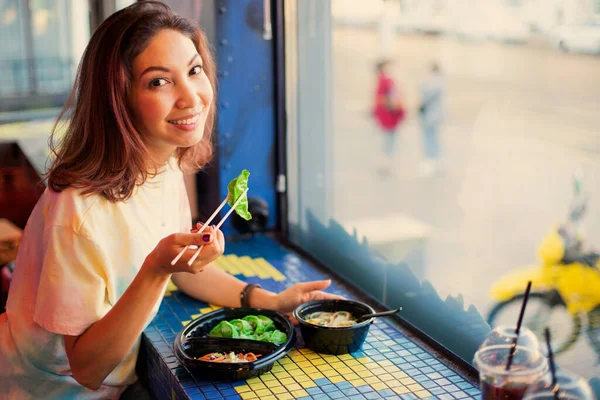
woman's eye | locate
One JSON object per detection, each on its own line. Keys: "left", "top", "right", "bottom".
{"left": 150, "top": 78, "right": 167, "bottom": 87}
{"left": 190, "top": 65, "right": 203, "bottom": 75}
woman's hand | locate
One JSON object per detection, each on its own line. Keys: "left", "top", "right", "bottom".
{"left": 273, "top": 280, "right": 344, "bottom": 315}
{"left": 144, "top": 225, "right": 225, "bottom": 277}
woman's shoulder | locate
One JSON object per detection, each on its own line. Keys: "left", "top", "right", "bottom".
{"left": 42, "top": 187, "right": 105, "bottom": 233}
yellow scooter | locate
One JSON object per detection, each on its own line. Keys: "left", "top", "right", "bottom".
{"left": 487, "top": 176, "right": 600, "bottom": 355}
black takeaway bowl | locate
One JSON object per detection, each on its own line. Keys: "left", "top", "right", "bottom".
{"left": 173, "top": 308, "right": 295, "bottom": 380}
{"left": 293, "top": 299, "right": 376, "bottom": 355}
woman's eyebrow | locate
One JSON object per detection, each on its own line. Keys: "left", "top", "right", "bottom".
{"left": 140, "top": 54, "right": 201, "bottom": 77}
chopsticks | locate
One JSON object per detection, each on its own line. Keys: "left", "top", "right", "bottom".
{"left": 170, "top": 197, "right": 229, "bottom": 265}
{"left": 170, "top": 188, "right": 249, "bottom": 266}
{"left": 186, "top": 188, "right": 248, "bottom": 266}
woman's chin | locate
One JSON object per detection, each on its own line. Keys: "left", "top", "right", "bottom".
{"left": 176, "top": 131, "right": 205, "bottom": 148}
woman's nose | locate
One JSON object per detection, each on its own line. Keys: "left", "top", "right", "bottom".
{"left": 175, "top": 82, "right": 200, "bottom": 110}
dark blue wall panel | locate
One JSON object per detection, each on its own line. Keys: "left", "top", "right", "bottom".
{"left": 216, "top": 0, "right": 276, "bottom": 235}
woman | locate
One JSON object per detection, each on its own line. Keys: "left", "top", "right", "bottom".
{"left": 0, "top": 2, "right": 340, "bottom": 399}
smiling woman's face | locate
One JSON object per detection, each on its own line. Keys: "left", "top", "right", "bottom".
{"left": 129, "top": 29, "right": 213, "bottom": 164}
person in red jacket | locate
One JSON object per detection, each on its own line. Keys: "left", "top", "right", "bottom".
{"left": 372, "top": 59, "right": 406, "bottom": 175}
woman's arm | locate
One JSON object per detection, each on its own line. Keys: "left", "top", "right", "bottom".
{"left": 171, "top": 265, "right": 277, "bottom": 309}
{"left": 173, "top": 265, "right": 345, "bottom": 314}
{"left": 63, "top": 230, "right": 223, "bottom": 390}
{"left": 64, "top": 264, "right": 169, "bottom": 390}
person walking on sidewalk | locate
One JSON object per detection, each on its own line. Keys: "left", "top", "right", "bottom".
{"left": 372, "top": 59, "right": 406, "bottom": 176}
{"left": 418, "top": 62, "right": 445, "bottom": 177}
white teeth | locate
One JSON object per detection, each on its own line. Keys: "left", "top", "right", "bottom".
{"left": 169, "top": 114, "right": 200, "bottom": 125}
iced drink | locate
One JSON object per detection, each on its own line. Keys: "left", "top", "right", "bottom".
{"left": 475, "top": 344, "right": 547, "bottom": 400}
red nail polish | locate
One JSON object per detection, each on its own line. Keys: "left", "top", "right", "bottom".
{"left": 202, "top": 234, "right": 211, "bottom": 242}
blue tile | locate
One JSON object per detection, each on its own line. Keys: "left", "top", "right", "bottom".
{"left": 430, "top": 387, "right": 446, "bottom": 395}
{"left": 399, "top": 394, "right": 418, "bottom": 400}
{"left": 219, "top": 388, "right": 237, "bottom": 396}
{"left": 456, "top": 381, "right": 475, "bottom": 390}
{"left": 336, "top": 381, "right": 352, "bottom": 390}
{"left": 185, "top": 387, "right": 201, "bottom": 395}
{"left": 420, "top": 380, "right": 437, "bottom": 389}
{"left": 182, "top": 380, "right": 199, "bottom": 389}
{"left": 327, "top": 390, "right": 347, "bottom": 399}
{"left": 202, "top": 389, "right": 221, "bottom": 399}
{"left": 342, "top": 387, "right": 360, "bottom": 396}
{"left": 306, "top": 387, "right": 323, "bottom": 395}
{"left": 378, "top": 389, "right": 396, "bottom": 397}
{"left": 213, "top": 383, "right": 230, "bottom": 390}
{"left": 425, "top": 372, "right": 443, "bottom": 380}
{"left": 442, "top": 384, "right": 460, "bottom": 393}
{"left": 452, "top": 392, "right": 469, "bottom": 399}
{"left": 357, "top": 385, "right": 373, "bottom": 394}
{"left": 314, "top": 378, "right": 331, "bottom": 386}
{"left": 321, "top": 384, "right": 338, "bottom": 393}
{"left": 364, "top": 393, "right": 382, "bottom": 400}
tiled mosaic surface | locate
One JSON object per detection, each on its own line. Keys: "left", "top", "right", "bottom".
{"left": 140, "top": 235, "right": 481, "bottom": 399}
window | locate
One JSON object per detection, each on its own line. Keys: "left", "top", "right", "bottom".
{"left": 285, "top": 0, "right": 600, "bottom": 379}
{"left": 0, "top": 0, "right": 89, "bottom": 114}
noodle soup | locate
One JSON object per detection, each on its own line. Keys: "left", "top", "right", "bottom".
{"left": 304, "top": 311, "right": 358, "bottom": 327}
{"left": 293, "top": 299, "right": 375, "bottom": 355}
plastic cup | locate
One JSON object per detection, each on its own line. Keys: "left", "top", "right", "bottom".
{"left": 474, "top": 326, "right": 547, "bottom": 400}
{"left": 522, "top": 370, "right": 594, "bottom": 400}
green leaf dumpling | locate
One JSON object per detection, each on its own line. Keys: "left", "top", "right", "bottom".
{"left": 242, "top": 315, "right": 267, "bottom": 335}
{"left": 209, "top": 321, "right": 240, "bottom": 338}
{"left": 227, "top": 170, "right": 252, "bottom": 221}
{"left": 269, "top": 330, "right": 287, "bottom": 345}
{"left": 257, "top": 315, "right": 275, "bottom": 332}
{"left": 229, "top": 319, "right": 254, "bottom": 336}
{"left": 256, "top": 331, "right": 273, "bottom": 342}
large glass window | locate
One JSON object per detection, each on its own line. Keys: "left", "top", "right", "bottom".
{"left": 0, "top": 0, "right": 89, "bottom": 113}
{"left": 286, "top": 0, "right": 600, "bottom": 378}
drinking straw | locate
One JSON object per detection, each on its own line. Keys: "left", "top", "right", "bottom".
{"left": 505, "top": 280, "right": 532, "bottom": 371}
{"left": 544, "top": 327, "right": 559, "bottom": 400}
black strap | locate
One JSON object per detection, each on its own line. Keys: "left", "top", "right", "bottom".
{"left": 240, "top": 283, "right": 262, "bottom": 308}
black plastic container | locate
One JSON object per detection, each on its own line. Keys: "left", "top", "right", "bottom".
{"left": 293, "top": 299, "right": 375, "bottom": 355}
{"left": 174, "top": 308, "right": 295, "bottom": 380}
{"left": 175, "top": 337, "right": 280, "bottom": 380}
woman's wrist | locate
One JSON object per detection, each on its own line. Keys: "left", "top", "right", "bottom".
{"left": 247, "top": 287, "right": 278, "bottom": 310}
{"left": 141, "top": 257, "right": 172, "bottom": 283}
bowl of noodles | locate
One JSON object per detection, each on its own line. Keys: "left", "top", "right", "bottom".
{"left": 293, "top": 299, "right": 375, "bottom": 355}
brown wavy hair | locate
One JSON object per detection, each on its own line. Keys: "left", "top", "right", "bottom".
{"left": 47, "top": 1, "right": 216, "bottom": 202}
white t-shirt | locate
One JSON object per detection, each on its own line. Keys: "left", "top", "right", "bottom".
{"left": 0, "top": 160, "right": 191, "bottom": 399}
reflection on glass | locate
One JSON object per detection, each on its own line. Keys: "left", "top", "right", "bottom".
{"left": 0, "top": 0, "right": 27, "bottom": 96}
{"left": 31, "top": 0, "right": 72, "bottom": 94}
{"left": 0, "top": 0, "right": 89, "bottom": 113}
{"left": 289, "top": 0, "right": 600, "bottom": 381}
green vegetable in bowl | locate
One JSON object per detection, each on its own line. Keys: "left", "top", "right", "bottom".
{"left": 256, "top": 331, "right": 273, "bottom": 342}
{"left": 229, "top": 319, "right": 254, "bottom": 336}
{"left": 209, "top": 321, "right": 240, "bottom": 338}
{"left": 208, "top": 315, "right": 286, "bottom": 345}
{"left": 257, "top": 315, "right": 275, "bottom": 332}
{"left": 227, "top": 169, "right": 252, "bottom": 221}
{"left": 269, "top": 330, "right": 287, "bottom": 345}
{"left": 242, "top": 315, "right": 266, "bottom": 335}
